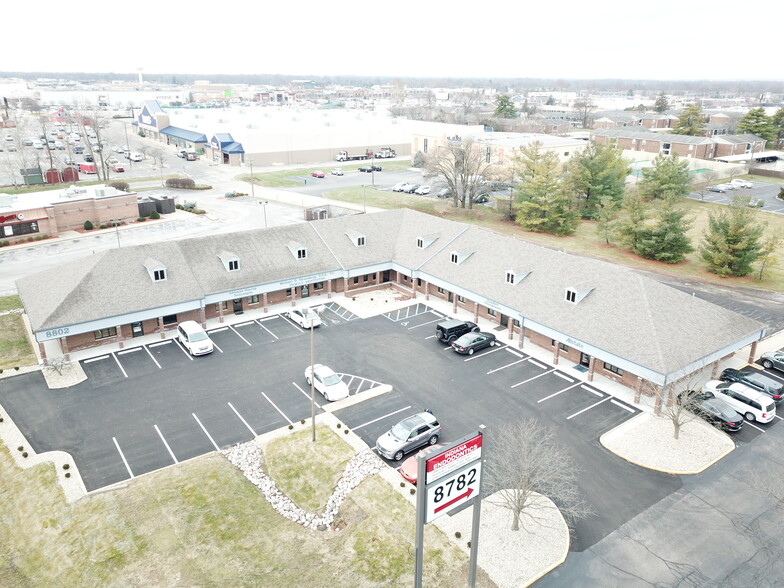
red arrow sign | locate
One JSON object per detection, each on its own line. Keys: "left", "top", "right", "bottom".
{"left": 434, "top": 487, "right": 474, "bottom": 514}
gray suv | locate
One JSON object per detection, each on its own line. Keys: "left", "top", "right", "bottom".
{"left": 376, "top": 412, "right": 442, "bottom": 461}
{"left": 435, "top": 319, "right": 479, "bottom": 343}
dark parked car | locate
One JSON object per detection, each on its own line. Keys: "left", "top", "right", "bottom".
{"left": 473, "top": 193, "right": 490, "bottom": 204}
{"left": 358, "top": 165, "right": 381, "bottom": 173}
{"left": 720, "top": 368, "right": 783, "bottom": 403}
{"left": 84, "top": 154, "right": 94, "bottom": 162}
{"left": 760, "top": 351, "right": 784, "bottom": 372}
{"left": 435, "top": 187, "right": 452, "bottom": 199}
{"left": 451, "top": 331, "right": 497, "bottom": 355}
{"left": 435, "top": 319, "right": 479, "bottom": 344}
{"left": 403, "top": 184, "right": 421, "bottom": 194}
{"left": 677, "top": 390, "right": 744, "bottom": 432}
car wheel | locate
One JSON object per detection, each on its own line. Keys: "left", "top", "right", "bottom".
{"left": 472, "top": 326, "right": 480, "bottom": 332}
{"left": 448, "top": 336, "right": 456, "bottom": 343}
{"left": 305, "top": 376, "right": 311, "bottom": 385}
{"left": 428, "top": 435, "right": 438, "bottom": 445}
{"left": 745, "top": 412, "right": 756, "bottom": 422}
{"left": 490, "top": 340, "right": 496, "bottom": 346}
{"left": 762, "top": 360, "right": 773, "bottom": 369}
{"left": 394, "top": 450, "right": 404, "bottom": 461}
{"left": 468, "top": 348, "right": 474, "bottom": 355}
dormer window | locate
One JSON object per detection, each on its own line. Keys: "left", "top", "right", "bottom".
{"left": 286, "top": 241, "right": 307, "bottom": 259}
{"left": 506, "top": 271, "right": 515, "bottom": 284}
{"left": 565, "top": 289, "right": 577, "bottom": 303}
{"left": 449, "top": 250, "right": 473, "bottom": 265}
{"left": 565, "top": 285, "right": 594, "bottom": 304}
{"left": 506, "top": 270, "right": 531, "bottom": 285}
{"left": 218, "top": 251, "right": 240, "bottom": 272}
{"left": 416, "top": 235, "right": 437, "bottom": 249}
{"left": 345, "top": 230, "right": 366, "bottom": 247}
{"left": 143, "top": 258, "right": 167, "bottom": 282}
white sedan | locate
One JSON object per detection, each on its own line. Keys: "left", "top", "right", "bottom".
{"left": 414, "top": 185, "right": 431, "bottom": 195}
{"left": 304, "top": 364, "right": 349, "bottom": 401}
{"left": 287, "top": 307, "right": 322, "bottom": 328}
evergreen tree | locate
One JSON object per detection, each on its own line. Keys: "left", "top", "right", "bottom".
{"left": 595, "top": 197, "right": 620, "bottom": 245}
{"left": 700, "top": 196, "right": 766, "bottom": 277}
{"left": 737, "top": 107, "right": 775, "bottom": 143}
{"left": 772, "top": 108, "right": 784, "bottom": 148}
{"left": 633, "top": 196, "right": 694, "bottom": 263}
{"left": 611, "top": 191, "right": 649, "bottom": 252}
{"left": 514, "top": 143, "right": 579, "bottom": 236}
{"left": 494, "top": 95, "right": 518, "bottom": 119}
{"left": 565, "top": 143, "right": 630, "bottom": 219}
{"left": 654, "top": 93, "right": 669, "bottom": 114}
{"left": 672, "top": 104, "right": 706, "bottom": 136}
{"left": 638, "top": 153, "right": 692, "bottom": 200}
{"left": 755, "top": 232, "right": 783, "bottom": 281}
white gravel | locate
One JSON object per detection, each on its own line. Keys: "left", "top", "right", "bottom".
{"left": 601, "top": 412, "right": 735, "bottom": 473}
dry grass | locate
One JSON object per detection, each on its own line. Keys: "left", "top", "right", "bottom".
{"left": 0, "top": 295, "right": 22, "bottom": 313}
{"left": 0, "top": 431, "right": 492, "bottom": 587}
{"left": 0, "top": 313, "right": 36, "bottom": 370}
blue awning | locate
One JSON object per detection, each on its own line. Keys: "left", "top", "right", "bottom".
{"left": 222, "top": 142, "right": 245, "bottom": 154}
{"left": 160, "top": 126, "right": 208, "bottom": 143}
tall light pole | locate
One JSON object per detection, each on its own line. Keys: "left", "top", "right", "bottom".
{"left": 109, "top": 218, "right": 121, "bottom": 248}
{"left": 362, "top": 184, "right": 366, "bottom": 213}
{"left": 310, "top": 322, "right": 316, "bottom": 442}
{"left": 249, "top": 160, "right": 255, "bottom": 198}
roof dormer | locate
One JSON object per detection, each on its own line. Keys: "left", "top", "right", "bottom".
{"left": 505, "top": 270, "right": 531, "bottom": 285}
{"left": 565, "top": 285, "right": 594, "bottom": 304}
{"left": 218, "top": 251, "right": 240, "bottom": 272}
{"left": 416, "top": 235, "right": 438, "bottom": 249}
{"left": 449, "top": 250, "right": 473, "bottom": 265}
{"left": 143, "top": 258, "right": 167, "bottom": 282}
{"left": 345, "top": 230, "right": 366, "bottom": 247}
{"left": 286, "top": 241, "right": 308, "bottom": 260}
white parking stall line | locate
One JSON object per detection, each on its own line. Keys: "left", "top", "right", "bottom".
{"left": 228, "top": 402, "right": 258, "bottom": 436}
{"left": 192, "top": 413, "right": 221, "bottom": 451}
{"left": 148, "top": 340, "right": 171, "bottom": 349}
{"left": 258, "top": 316, "right": 278, "bottom": 323}
{"left": 394, "top": 309, "right": 403, "bottom": 321}
{"left": 774, "top": 415, "right": 783, "bottom": 421}
{"left": 154, "top": 424, "right": 178, "bottom": 464}
{"left": 211, "top": 340, "right": 224, "bottom": 354}
{"left": 554, "top": 372, "right": 574, "bottom": 382}
{"left": 581, "top": 384, "right": 604, "bottom": 397}
{"left": 230, "top": 325, "right": 252, "bottom": 346}
{"left": 292, "top": 382, "right": 322, "bottom": 408}
{"left": 117, "top": 347, "right": 142, "bottom": 356}
{"left": 282, "top": 315, "right": 305, "bottom": 333}
{"left": 745, "top": 421, "right": 765, "bottom": 432}
{"left": 234, "top": 320, "right": 256, "bottom": 328}
{"left": 262, "top": 392, "right": 293, "bottom": 424}
{"left": 256, "top": 320, "right": 279, "bottom": 340}
{"left": 112, "top": 353, "right": 128, "bottom": 378}
{"left": 354, "top": 405, "right": 412, "bottom": 431}
{"left": 354, "top": 379, "right": 367, "bottom": 394}
{"left": 113, "top": 437, "right": 135, "bottom": 478}
{"left": 143, "top": 345, "right": 162, "bottom": 369}
{"left": 527, "top": 358, "right": 548, "bottom": 369}
{"left": 511, "top": 368, "right": 556, "bottom": 389}
{"left": 210, "top": 326, "right": 229, "bottom": 334}
{"left": 538, "top": 382, "right": 582, "bottom": 403}
{"left": 429, "top": 310, "right": 445, "bottom": 319}
{"left": 464, "top": 345, "right": 505, "bottom": 361}
{"left": 611, "top": 399, "right": 636, "bottom": 413}
{"left": 84, "top": 354, "right": 111, "bottom": 364}
{"left": 567, "top": 396, "right": 612, "bottom": 420}
{"left": 487, "top": 358, "right": 528, "bottom": 374}
{"left": 409, "top": 317, "right": 444, "bottom": 329}
{"left": 345, "top": 375, "right": 356, "bottom": 388}
{"left": 505, "top": 349, "right": 524, "bottom": 358}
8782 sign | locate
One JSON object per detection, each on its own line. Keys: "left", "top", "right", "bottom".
{"left": 425, "top": 462, "right": 482, "bottom": 523}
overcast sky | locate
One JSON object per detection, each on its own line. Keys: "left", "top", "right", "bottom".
{"left": 4, "top": 1, "right": 782, "bottom": 81}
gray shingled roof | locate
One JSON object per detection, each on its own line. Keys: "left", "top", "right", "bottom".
{"left": 17, "top": 209, "right": 765, "bottom": 381}
{"left": 712, "top": 134, "right": 764, "bottom": 145}
{"left": 592, "top": 128, "right": 714, "bottom": 145}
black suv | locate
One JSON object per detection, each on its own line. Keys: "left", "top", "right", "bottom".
{"left": 435, "top": 319, "right": 479, "bottom": 343}
{"left": 720, "top": 368, "right": 783, "bottom": 403}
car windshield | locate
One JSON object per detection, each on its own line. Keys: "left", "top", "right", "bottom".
{"left": 302, "top": 309, "right": 318, "bottom": 319}
{"left": 189, "top": 331, "right": 209, "bottom": 342}
{"left": 322, "top": 372, "right": 341, "bottom": 386}
{"left": 390, "top": 416, "right": 422, "bottom": 441}
{"left": 454, "top": 334, "right": 472, "bottom": 345}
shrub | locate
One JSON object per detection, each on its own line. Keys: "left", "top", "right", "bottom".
{"left": 99, "top": 224, "right": 107, "bottom": 229}
{"left": 17, "top": 446, "right": 23, "bottom": 452}
{"left": 62, "top": 464, "right": 70, "bottom": 470}
{"left": 410, "top": 488, "right": 416, "bottom": 495}
{"left": 165, "top": 177, "right": 196, "bottom": 189}
{"left": 336, "top": 423, "right": 342, "bottom": 428}
{"left": 344, "top": 429, "right": 349, "bottom": 434}
{"left": 136, "top": 217, "right": 146, "bottom": 222}
{"left": 22, "top": 452, "right": 28, "bottom": 458}
{"left": 65, "top": 472, "right": 71, "bottom": 478}
{"left": 455, "top": 531, "right": 462, "bottom": 539}
{"left": 288, "top": 424, "right": 294, "bottom": 430}
{"left": 149, "top": 210, "right": 160, "bottom": 219}
{"left": 83, "top": 220, "right": 94, "bottom": 230}
{"left": 300, "top": 419, "right": 305, "bottom": 425}
{"left": 109, "top": 182, "right": 130, "bottom": 192}
{"left": 27, "top": 237, "right": 34, "bottom": 242}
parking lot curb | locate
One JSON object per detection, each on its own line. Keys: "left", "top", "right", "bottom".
{"left": 322, "top": 384, "right": 392, "bottom": 413}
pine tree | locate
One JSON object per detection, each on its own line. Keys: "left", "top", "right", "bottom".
{"left": 755, "top": 232, "right": 783, "bottom": 281}
{"left": 700, "top": 197, "right": 766, "bottom": 277}
{"left": 772, "top": 108, "right": 784, "bottom": 148}
{"left": 654, "top": 93, "right": 669, "bottom": 114}
{"left": 565, "top": 143, "right": 630, "bottom": 219}
{"left": 494, "top": 95, "right": 518, "bottom": 119}
{"left": 672, "top": 104, "right": 706, "bottom": 136}
{"left": 737, "top": 107, "right": 775, "bottom": 143}
{"left": 633, "top": 196, "right": 694, "bottom": 263}
{"left": 638, "top": 153, "right": 692, "bottom": 200}
{"left": 595, "top": 197, "right": 620, "bottom": 245}
{"left": 611, "top": 191, "right": 649, "bottom": 252}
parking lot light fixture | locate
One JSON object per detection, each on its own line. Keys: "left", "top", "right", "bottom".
{"left": 311, "top": 321, "right": 316, "bottom": 442}
{"left": 109, "top": 218, "right": 121, "bottom": 248}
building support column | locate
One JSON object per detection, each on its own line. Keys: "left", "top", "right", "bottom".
{"left": 507, "top": 316, "right": 514, "bottom": 340}
{"left": 199, "top": 306, "right": 207, "bottom": 327}
{"left": 748, "top": 340, "right": 759, "bottom": 364}
{"left": 711, "top": 360, "right": 720, "bottom": 379}
{"left": 518, "top": 326, "right": 525, "bottom": 349}
{"left": 262, "top": 292, "right": 269, "bottom": 313}
{"left": 117, "top": 324, "right": 125, "bottom": 349}
{"left": 654, "top": 385, "right": 665, "bottom": 415}
{"left": 218, "top": 304, "right": 225, "bottom": 324}
{"left": 423, "top": 280, "right": 430, "bottom": 301}
{"left": 60, "top": 337, "right": 71, "bottom": 362}
{"left": 292, "top": 287, "right": 299, "bottom": 307}
{"left": 473, "top": 301, "right": 479, "bottom": 323}
{"left": 587, "top": 357, "right": 596, "bottom": 382}
{"left": 634, "top": 376, "right": 643, "bottom": 404}
{"left": 327, "top": 280, "right": 333, "bottom": 300}
{"left": 343, "top": 277, "right": 349, "bottom": 296}
{"left": 452, "top": 295, "right": 458, "bottom": 314}
{"left": 38, "top": 341, "right": 48, "bottom": 364}
{"left": 553, "top": 344, "right": 560, "bottom": 365}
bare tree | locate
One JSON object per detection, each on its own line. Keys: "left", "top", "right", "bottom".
{"left": 573, "top": 99, "right": 597, "bottom": 129}
{"left": 695, "top": 169, "right": 717, "bottom": 201}
{"left": 424, "top": 137, "right": 496, "bottom": 209}
{"left": 485, "top": 419, "right": 591, "bottom": 532}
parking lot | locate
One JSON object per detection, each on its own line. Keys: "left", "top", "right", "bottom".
{"left": 2, "top": 300, "right": 782, "bottom": 552}
{"left": 686, "top": 179, "right": 784, "bottom": 214}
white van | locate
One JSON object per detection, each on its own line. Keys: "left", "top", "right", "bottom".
{"left": 705, "top": 381, "right": 775, "bottom": 423}
{"left": 129, "top": 152, "right": 142, "bottom": 162}
{"left": 177, "top": 321, "right": 214, "bottom": 356}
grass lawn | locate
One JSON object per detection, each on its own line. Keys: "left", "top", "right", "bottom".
{"left": 0, "top": 295, "right": 22, "bottom": 313}
{"left": 0, "top": 295, "right": 36, "bottom": 370}
{"left": 238, "top": 159, "right": 414, "bottom": 189}
{"left": 324, "top": 188, "right": 784, "bottom": 293}
{"left": 0, "top": 428, "right": 489, "bottom": 587}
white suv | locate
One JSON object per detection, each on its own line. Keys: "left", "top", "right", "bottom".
{"left": 703, "top": 380, "right": 775, "bottom": 423}
{"left": 729, "top": 178, "right": 753, "bottom": 189}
